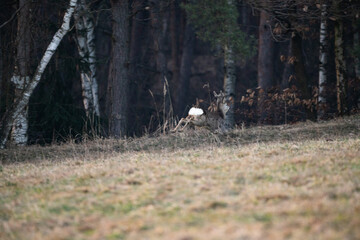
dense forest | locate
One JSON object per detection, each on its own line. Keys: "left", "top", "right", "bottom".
{"left": 0, "top": 0, "right": 359, "bottom": 147}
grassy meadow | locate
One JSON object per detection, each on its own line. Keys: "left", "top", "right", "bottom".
{"left": 1, "top": 115, "right": 360, "bottom": 240}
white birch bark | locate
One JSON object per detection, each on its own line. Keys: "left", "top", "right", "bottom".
{"left": 222, "top": 0, "right": 236, "bottom": 129}
{"left": 223, "top": 44, "right": 236, "bottom": 129}
{"left": 10, "top": 76, "right": 30, "bottom": 145}
{"left": 318, "top": 3, "right": 328, "bottom": 120}
{"left": 74, "top": 0, "right": 100, "bottom": 117}
{"left": 10, "top": 0, "right": 32, "bottom": 145}
{"left": 0, "top": 0, "right": 78, "bottom": 148}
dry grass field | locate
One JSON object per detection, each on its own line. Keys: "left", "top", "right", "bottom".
{"left": 1, "top": 115, "right": 360, "bottom": 240}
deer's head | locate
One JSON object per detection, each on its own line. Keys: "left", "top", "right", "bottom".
{"left": 209, "top": 91, "right": 232, "bottom": 118}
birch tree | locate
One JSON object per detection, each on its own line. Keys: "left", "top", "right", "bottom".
{"left": 9, "top": 0, "right": 31, "bottom": 145}
{"left": 74, "top": 0, "right": 100, "bottom": 118}
{"left": 0, "top": 0, "right": 78, "bottom": 148}
{"left": 318, "top": 2, "right": 329, "bottom": 120}
{"left": 222, "top": 0, "right": 237, "bottom": 128}
{"left": 223, "top": 42, "right": 236, "bottom": 128}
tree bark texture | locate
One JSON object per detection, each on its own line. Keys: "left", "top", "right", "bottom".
{"left": 318, "top": 3, "right": 328, "bottom": 120}
{"left": 257, "top": 10, "right": 274, "bottom": 90}
{"left": 170, "top": 0, "right": 179, "bottom": 88}
{"left": 108, "top": 0, "right": 129, "bottom": 138}
{"left": 344, "top": 19, "right": 355, "bottom": 80}
{"left": 221, "top": 0, "right": 237, "bottom": 129}
{"left": 223, "top": 44, "right": 236, "bottom": 128}
{"left": 334, "top": 18, "right": 347, "bottom": 115}
{"left": 74, "top": 0, "right": 100, "bottom": 117}
{"left": 10, "top": 0, "right": 31, "bottom": 145}
{"left": 355, "top": 29, "right": 360, "bottom": 78}
{"left": 175, "top": 23, "right": 195, "bottom": 116}
{"left": 257, "top": 10, "right": 274, "bottom": 123}
{"left": 0, "top": 0, "right": 78, "bottom": 148}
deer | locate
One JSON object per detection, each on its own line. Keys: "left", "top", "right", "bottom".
{"left": 171, "top": 91, "right": 231, "bottom": 132}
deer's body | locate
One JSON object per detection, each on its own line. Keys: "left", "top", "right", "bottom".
{"left": 172, "top": 91, "right": 231, "bottom": 132}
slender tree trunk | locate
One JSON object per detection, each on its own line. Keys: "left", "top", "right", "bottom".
{"left": 0, "top": 0, "right": 78, "bottom": 148}
{"left": 291, "top": 31, "right": 311, "bottom": 99}
{"left": 129, "top": 0, "right": 148, "bottom": 131}
{"left": 221, "top": 0, "right": 236, "bottom": 129}
{"left": 318, "top": 3, "right": 328, "bottom": 120}
{"left": 291, "top": 31, "right": 315, "bottom": 120}
{"left": 150, "top": 1, "right": 168, "bottom": 86}
{"left": 334, "top": 18, "right": 347, "bottom": 115}
{"left": 344, "top": 19, "right": 356, "bottom": 80}
{"left": 257, "top": 10, "right": 274, "bottom": 90}
{"left": 0, "top": 9, "right": 15, "bottom": 119}
{"left": 10, "top": 0, "right": 31, "bottom": 145}
{"left": 74, "top": 0, "right": 100, "bottom": 117}
{"left": 355, "top": 29, "right": 360, "bottom": 78}
{"left": 223, "top": 44, "right": 236, "bottom": 128}
{"left": 175, "top": 22, "right": 195, "bottom": 116}
{"left": 257, "top": 10, "right": 274, "bottom": 123}
{"left": 108, "top": 0, "right": 129, "bottom": 137}
{"left": 0, "top": 34, "right": 2, "bottom": 100}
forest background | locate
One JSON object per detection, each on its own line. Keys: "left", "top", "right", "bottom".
{"left": 0, "top": 0, "right": 360, "bottom": 147}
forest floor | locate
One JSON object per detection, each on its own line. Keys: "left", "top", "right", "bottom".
{"left": 1, "top": 115, "right": 360, "bottom": 240}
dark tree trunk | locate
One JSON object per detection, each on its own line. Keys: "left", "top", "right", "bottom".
{"left": 344, "top": 19, "right": 356, "bottom": 80}
{"left": 16, "top": 0, "right": 31, "bottom": 78}
{"left": 175, "top": 23, "right": 195, "bottom": 117}
{"left": 257, "top": 10, "right": 274, "bottom": 90}
{"left": 129, "top": 0, "right": 149, "bottom": 131}
{"left": 108, "top": 0, "right": 129, "bottom": 137}
{"left": 291, "top": 31, "right": 311, "bottom": 99}
{"left": 291, "top": 31, "right": 315, "bottom": 120}
{"left": 334, "top": 18, "right": 348, "bottom": 115}
{"left": 0, "top": 5, "right": 16, "bottom": 119}
{"left": 95, "top": 1, "right": 111, "bottom": 117}
{"left": 170, "top": 0, "right": 179, "bottom": 88}
{"left": 257, "top": 10, "right": 274, "bottom": 123}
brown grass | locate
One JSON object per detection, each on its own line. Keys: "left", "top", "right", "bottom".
{"left": 1, "top": 115, "right": 360, "bottom": 240}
